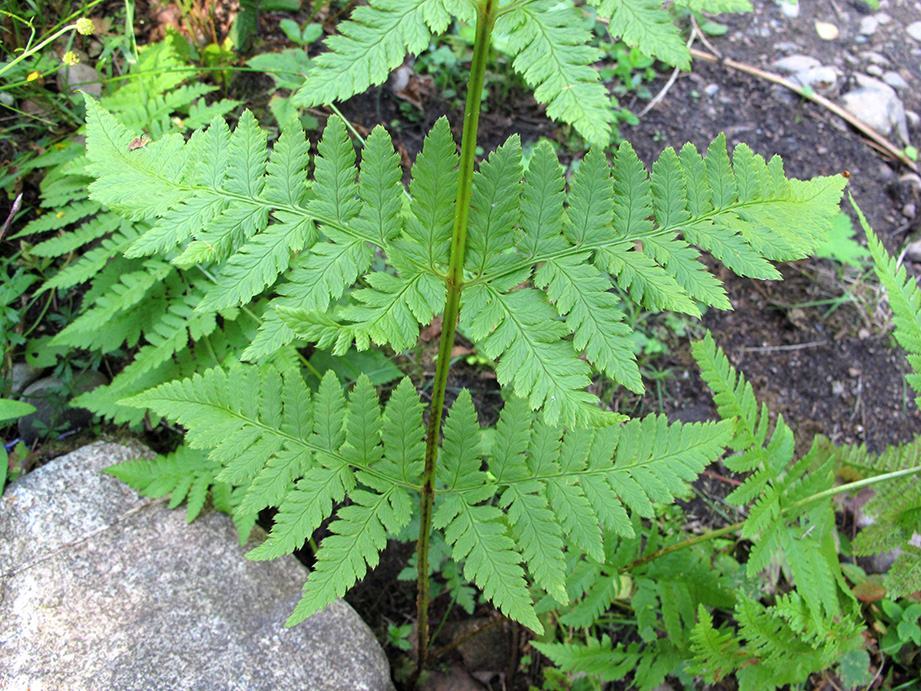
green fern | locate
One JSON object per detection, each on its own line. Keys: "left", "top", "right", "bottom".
{"left": 692, "top": 333, "right": 848, "bottom": 618}
{"left": 20, "top": 36, "right": 241, "bottom": 426}
{"left": 113, "top": 362, "right": 733, "bottom": 631}
{"left": 293, "top": 0, "right": 750, "bottom": 146}
{"left": 82, "top": 106, "right": 847, "bottom": 426}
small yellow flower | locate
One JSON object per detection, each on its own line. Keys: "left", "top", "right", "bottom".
{"left": 26, "top": 71, "right": 40, "bottom": 82}
{"left": 62, "top": 51, "right": 80, "bottom": 67}
{"left": 75, "top": 18, "right": 95, "bottom": 36}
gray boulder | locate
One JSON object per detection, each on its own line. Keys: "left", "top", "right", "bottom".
{"left": 0, "top": 442, "right": 395, "bottom": 691}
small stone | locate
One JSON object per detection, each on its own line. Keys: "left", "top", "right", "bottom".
{"left": 815, "top": 21, "right": 840, "bottom": 40}
{"left": 773, "top": 41, "right": 801, "bottom": 52}
{"left": 906, "top": 239, "right": 921, "bottom": 262}
{"left": 840, "top": 82, "right": 909, "bottom": 142}
{"left": 18, "top": 370, "right": 108, "bottom": 443}
{"left": 773, "top": 54, "right": 822, "bottom": 73}
{"left": 0, "top": 92, "right": 13, "bottom": 107}
{"left": 907, "top": 110, "right": 921, "bottom": 128}
{"left": 704, "top": 83, "right": 719, "bottom": 97}
{"left": 779, "top": 0, "right": 800, "bottom": 18}
{"left": 832, "top": 381, "right": 845, "bottom": 396}
{"left": 866, "top": 64, "right": 884, "bottom": 77}
{"left": 793, "top": 66, "right": 838, "bottom": 90}
{"left": 56, "top": 61, "right": 102, "bottom": 97}
{"left": 861, "top": 51, "right": 890, "bottom": 65}
{"left": 7, "top": 362, "right": 41, "bottom": 395}
{"left": 848, "top": 367, "right": 862, "bottom": 377}
{"left": 903, "top": 203, "right": 917, "bottom": 219}
{"left": 858, "top": 328, "right": 871, "bottom": 339}
{"left": 859, "top": 15, "right": 879, "bottom": 34}
{"left": 883, "top": 71, "right": 909, "bottom": 90}
{"left": 907, "top": 21, "right": 921, "bottom": 42}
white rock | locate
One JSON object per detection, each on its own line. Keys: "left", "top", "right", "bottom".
{"left": 56, "top": 62, "right": 102, "bottom": 98}
{"left": 861, "top": 51, "right": 890, "bottom": 65}
{"left": 907, "top": 239, "right": 921, "bottom": 262}
{"left": 866, "top": 64, "right": 884, "bottom": 77}
{"left": 0, "top": 442, "right": 396, "bottom": 691}
{"left": 841, "top": 83, "right": 910, "bottom": 142}
{"left": 792, "top": 66, "right": 838, "bottom": 90}
{"left": 883, "top": 71, "right": 909, "bottom": 90}
{"left": 779, "top": 0, "right": 800, "bottom": 18}
{"left": 815, "top": 21, "right": 840, "bottom": 40}
{"left": 859, "top": 15, "right": 879, "bottom": 35}
{"left": 773, "top": 54, "right": 822, "bottom": 73}
{"left": 908, "top": 20, "right": 921, "bottom": 42}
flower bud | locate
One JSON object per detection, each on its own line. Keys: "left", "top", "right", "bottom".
{"left": 62, "top": 51, "right": 80, "bottom": 66}
{"left": 75, "top": 18, "right": 95, "bottom": 36}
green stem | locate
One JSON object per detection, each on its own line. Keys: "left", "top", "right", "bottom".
{"left": 623, "top": 464, "right": 921, "bottom": 572}
{"left": 412, "top": 0, "right": 496, "bottom": 683}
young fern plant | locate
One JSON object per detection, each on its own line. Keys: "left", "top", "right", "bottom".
{"left": 89, "top": 0, "right": 851, "bottom": 682}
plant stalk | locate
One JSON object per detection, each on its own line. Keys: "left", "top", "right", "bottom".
{"left": 412, "top": 0, "right": 496, "bottom": 683}
{"left": 623, "top": 464, "right": 921, "bottom": 572}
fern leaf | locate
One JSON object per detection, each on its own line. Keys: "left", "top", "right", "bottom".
{"left": 403, "top": 117, "right": 457, "bottom": 270}
{"left": 352, "top": 125, "right": 405, "bottom": 244}
{"left": 434, "top": 391, "right": 542, "bottom": 631}
{"left": 565, "top": 147, "right": 615, "bottom": 246}
{"left": 104, "top": 446, "right": 220, "bottom": 523}
{"left": 287, "top": 485, "right": 412, "bottom": 625}
{"left": 294, "top": 0, "right": 458, "bottom": 106}
{"left": 465, "top": 135, "right": 523, "bottom": 277}
{"left": 519, "top": 141, "right": 567, "bottom": 259}
{"left": 501, "top": 1, "right": 612, "bottom": 147}
{"left": 262, "top": 116, "right": 310, "bottom": 207}
{"left": 592, "top": 0, "right": 690, "bottom": 68}
{"left": 855, "top": 195, "right": 921, "bottom": 405}
{"left": 465, "top": 286, "right": 604, "bottom": 427}
{"left": 534, "top": 253, "right": 642, "bottom": 393}
{"left": 247, "top": 464, "right": 355, "bottom": 561}
{"left": 533, "top": 635, "right": 635, "bottom": 682}
{"left": 380, "top": 377, "right": 426, "bottom": 484}
{"left": 198, "top": 214, "right": 315, "bottom": 311}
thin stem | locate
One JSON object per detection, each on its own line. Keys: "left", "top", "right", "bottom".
{"left": 411, "top": 0, "right": 496, "bottom": 683}
{"left": 622, "top": 465, "right": 921, "bottom": 572}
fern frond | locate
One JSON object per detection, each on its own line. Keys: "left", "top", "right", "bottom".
{"left": 294, "top": 0, "right": 472, "bottom": 107}
{"left": 853, "top": 194, "right": 921, "bottom": 406}
{"left": 435, "top": 390, "right": 542, "bottom": 632}
{"left": 104, "top": 446, "right": 221, "bottom": 523}
{"left": 500, "top": 0, "right": 613, "bottom": 146}
{"left": 532, "top": 635, "right": 636, "bottom": 682}
{"left": 591, "top": 0, "right": 690, "bottom": 68}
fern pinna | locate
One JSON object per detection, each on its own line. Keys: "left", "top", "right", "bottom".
{"left": 84, "top": 0, "right": 859, "bottom": 682}
{"left": 17, "top": 36, "right": 243, "bottom": 426}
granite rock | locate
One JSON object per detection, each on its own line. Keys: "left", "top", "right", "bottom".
{"left": 0, "top": 442, "right": 394, "bottom": 691}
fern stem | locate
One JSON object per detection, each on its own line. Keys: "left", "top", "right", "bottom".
{"left": 413, "top": 0, "right": 497, "bottom": 682}
{"left": 624, "top": 465, "right": 921, "bottom": 572}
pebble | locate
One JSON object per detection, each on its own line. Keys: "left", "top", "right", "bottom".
{"left": 907, "top": 21, "right": 921, "bottom": 42}
{"left": 704, "top": 83, "right": 720, "bottom": 97}
{"left": 883, "top": 71, "right": 909, "bottom": 90}
{"left": 773, "top": 54, "right": 822, "bottom": 73}
{"left": 903, "top": 203, "right": 918, "bottom": 219}
{"left": 779, "top": 0, "right": 800, "bottom": 18}
{"left": 773, "top": 42, "right": 801, "bottom": 53}
{"left": 906, "top": 239, "right": 921, "bottom": 262}
{"left": 907, "top": 110, "right": 921, "bottom": 128}
{"left": 815, "top": 21, "right": 840, "bottom": 40}
{"left": 861, "top": 51, "right": 890, "bottom": 65}
{"left": 793, "top": 66, "right": 839, "bottom": 90}
{"left": 840, "top": 81, "right": 910, "bottom": 142}
{"left": 866, "top": 64, "right": 884, "bottom": 77}
{"left": 859, "top": 15, "right": 880, "bottom": 35}
{"left": 0, "top": 93, "right": 13, "bottom": 107}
